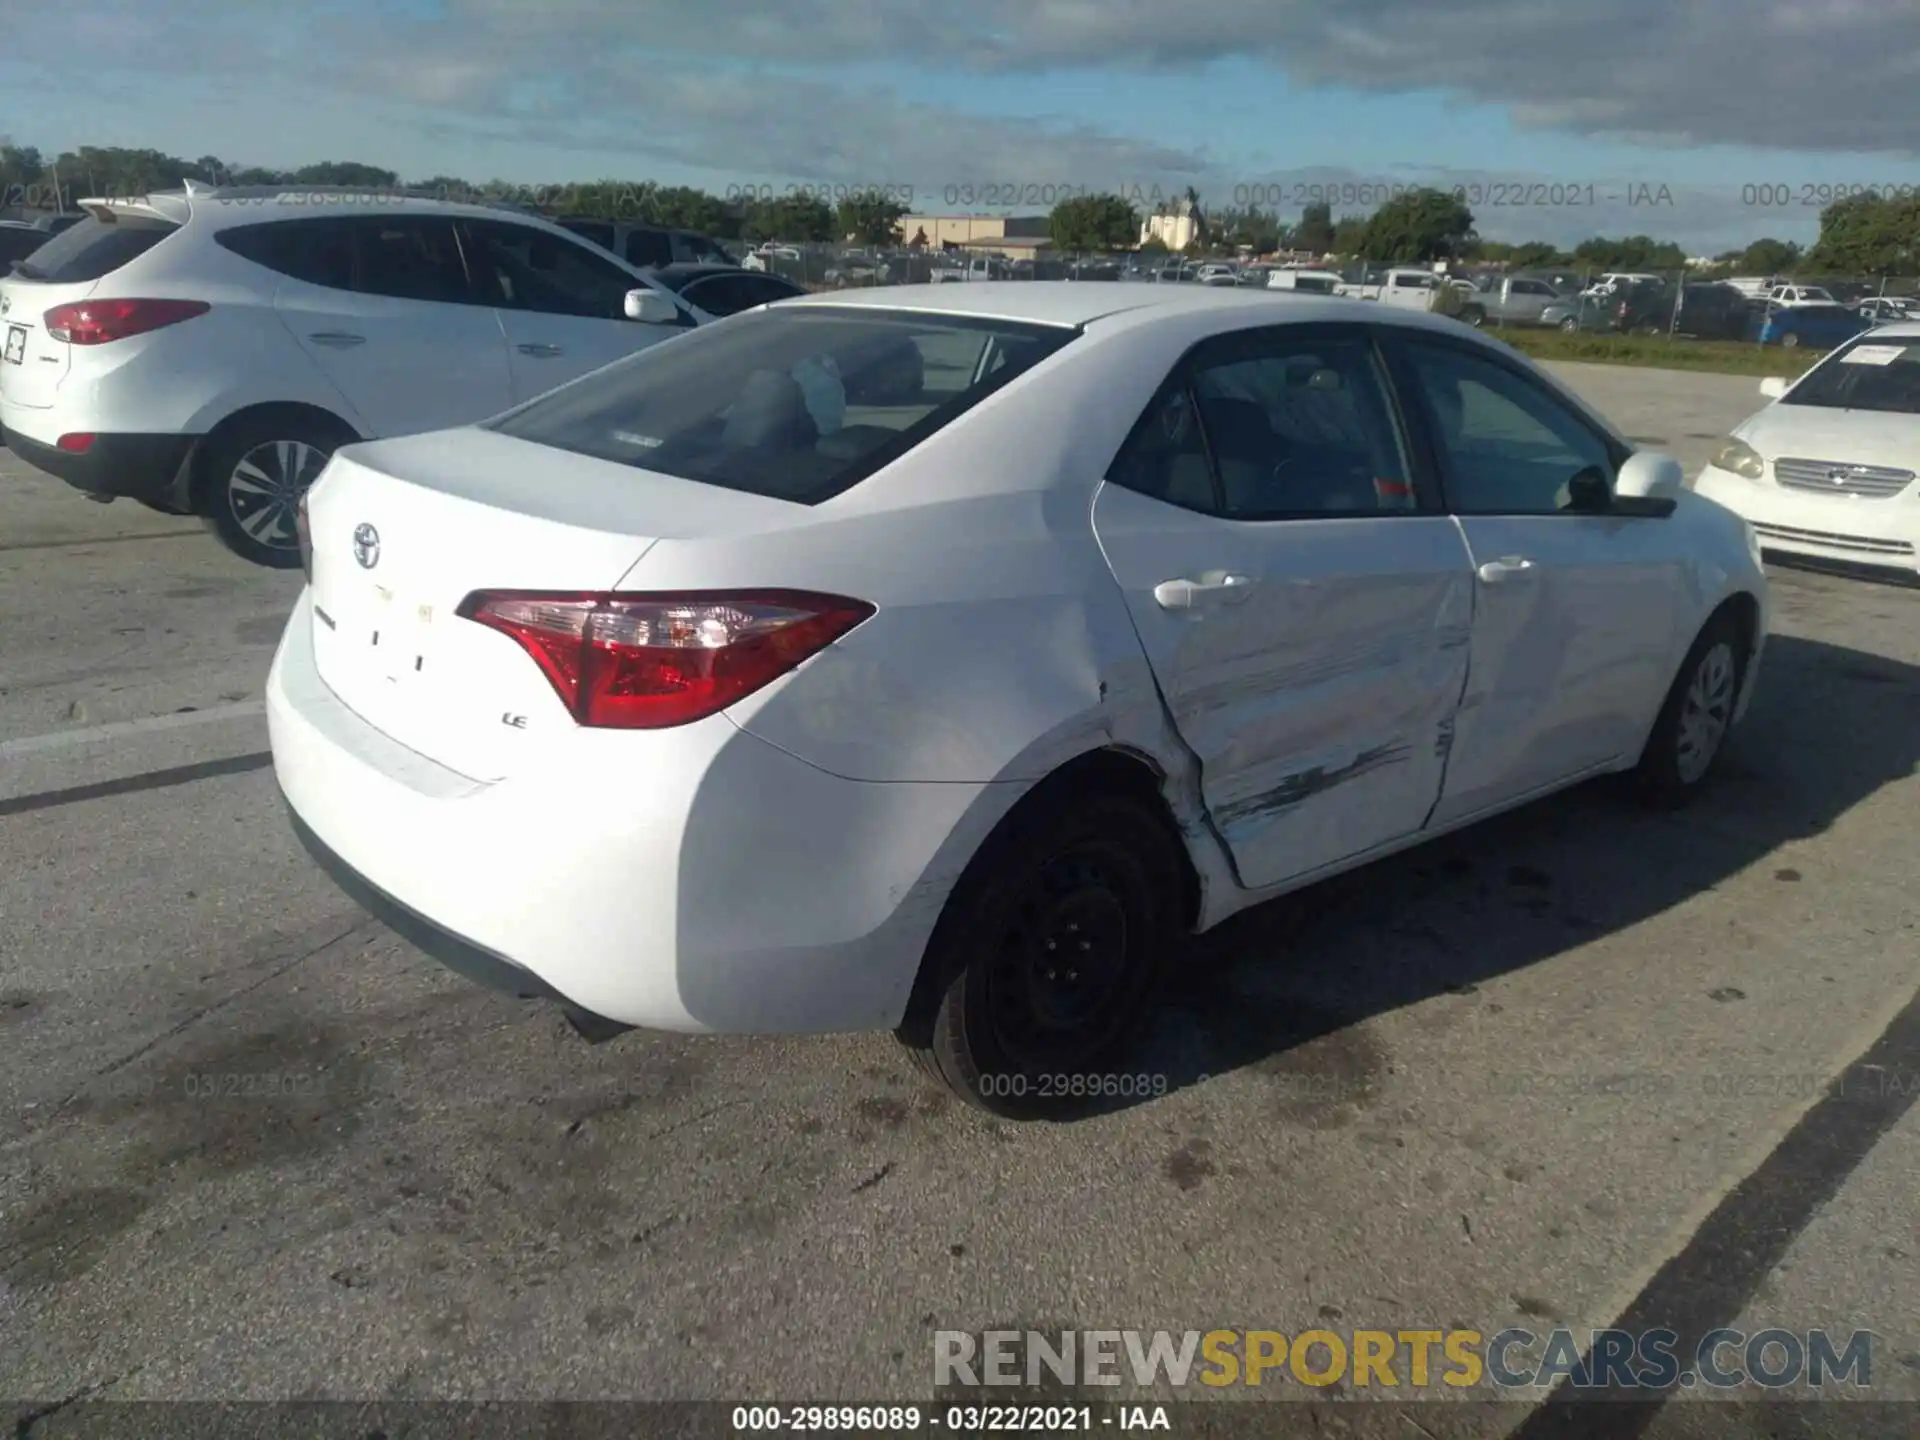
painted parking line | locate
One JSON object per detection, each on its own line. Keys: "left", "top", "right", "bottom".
{"left": 0, "top": 700, "right": 265, "bottom": 760}
{"left": 0, "top": 751, "right": 274, "bottom": 818}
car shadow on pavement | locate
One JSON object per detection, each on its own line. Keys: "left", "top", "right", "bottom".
{"left": 1090, "top": 632, "right": 1920, "bottom": 1120}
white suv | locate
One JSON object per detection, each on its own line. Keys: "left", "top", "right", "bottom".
{"left": 0, "top": 184, "right": 705, "bottom": 566}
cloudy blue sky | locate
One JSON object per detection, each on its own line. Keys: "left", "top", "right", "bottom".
{"left": 3, "top": 0, "right": 1919, "bottom": 251}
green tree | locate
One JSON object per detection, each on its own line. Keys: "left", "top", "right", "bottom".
{"left": 1294, "top": 201, "right": 1335, "bottom": 254}
{"left": 0, "top": 144, "right": 46, "bottom": 206}
{"left": 1048, "top": 193, "right": 1139, "bottom": 252}
{"left": 1804, "top": 193, "right": 1919, "bottom": 275}
{"left": 1738, "top": 238, "right": 1802, "bottom": 273}
{"left": 1138, "top": 236, "right": 1169, "bottom": 256}
{"left": 837, "top": 193, "right": 908, "bottom": 246}
{"left": 1570, "top": 235, "right": 1688, "bottom": 271}
{"left": 1357, "top": 187, "right": 1476, "bottom": 262}
{"left": 1506, "top": 241, "right": 1569, "bottom": 270}
{"left": 742, "top": 194, "right": 834, "bottom": 243}
{"left": 1211, "top": 204, "right": 1284, "bottom": 252}
{"left": 1330, "top": 215, "right": 1368, "bottom": 256}
{"left": 287, "top": 160, "right": 399, "bottom": 188}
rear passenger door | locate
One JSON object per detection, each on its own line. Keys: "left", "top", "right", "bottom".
{"left": 459, "top": 218, "right": 691, "bottom": 403}
{"left": 234, "top": 215, "right": 514, "bottom": 437}
{"left": 1092, "top": 323, "right": 1477, "bottom": 891}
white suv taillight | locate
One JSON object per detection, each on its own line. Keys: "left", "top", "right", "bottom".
{"left": 43, "top": 298, "right": 210, "bottom": 345}
{"left": 456, "top": 590, "right": 875, "bottom": 729}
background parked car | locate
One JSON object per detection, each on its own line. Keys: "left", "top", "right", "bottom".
{"left": 644, "top": 263, "right": 808, "bottom": 317}
{"left": 1615, "top": 281, "right": 1752, "bottom": 339}
{"left": 553, "top": 217, "right": 735, "bottom": 270}
{"left": 0, "top": 185, "right": 704, "bottom": 567}
{"left": 1455, "top": 273, "right": 1567, "bottom": 328}
{"left": 1748, "top": 302, "right": 1871, "bottom": 349}
{"left": 1854, "top": 296, "right": 1920, "bottom": 324}
{"left": 1767, "top": 283, "right": 1837, "bottom": 306}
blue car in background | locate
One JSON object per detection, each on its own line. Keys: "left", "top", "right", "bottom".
{"left": 1749, "top": 302, "right": 1872, "bottom": 349}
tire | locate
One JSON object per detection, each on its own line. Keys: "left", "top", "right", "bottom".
{"left": 1462, "top": 307, "right": 1486, "bottom": 328}
{"left": 1779, "top": 332, "right": 1800, "bottom": 349}
{"left": 1634, "top": 611, "right": 1747, "bottom": 807}
{"left": 194, "top": 410, "right": 357, "bottom": 568}
{"left": 898, "top": 791, "right": 1183, "bottom": 1119}
{"left": 1560, "top": 316, "right": 1582, "bottom": 333}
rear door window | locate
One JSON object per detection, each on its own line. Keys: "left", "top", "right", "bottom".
{"left": 353, "top": 217, "right": 475, "bottom": 305}
{"left": 216, "top": 219, "right": 357, "bottom": 290}
{"left": 8, "top": 213, "right": 178, "bottom": 283}
{"left": 487, "top": 308, "right": 1076, "bottom": 503}
{"left": 462, "top": 219, "right": 648, "bottom": 321}
{"left": 624, "top": 229, "right": 674, "bottom": 269}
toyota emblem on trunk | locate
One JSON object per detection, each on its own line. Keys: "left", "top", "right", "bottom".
{"left": 353, "top": 523, "right": 380, "bottom": 569}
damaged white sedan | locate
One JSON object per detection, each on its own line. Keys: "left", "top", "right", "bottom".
{"left": 269, "top": 283, "right": 1768, "bottom": 1116}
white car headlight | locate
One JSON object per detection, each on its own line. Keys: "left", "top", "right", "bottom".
{"left": 1711, "top": 437, "right": 1766, "bottom": 480}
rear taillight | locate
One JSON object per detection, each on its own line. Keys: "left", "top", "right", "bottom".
{"left": 456, "top": 590, "right": 875, "bottom": 729}
{"left": 295, "top": 489, "right": 313, "bottom": 584}
{"left": 43, "top": 298, "right": 210, "bottom": 345}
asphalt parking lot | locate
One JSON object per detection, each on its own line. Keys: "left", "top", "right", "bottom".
{"left": 2, "top": 361, "right": 1917, "bottom": 1435}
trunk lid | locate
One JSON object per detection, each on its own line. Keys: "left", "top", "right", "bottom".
{"left": 304, "top": 426, "right": 803, "bottom": 780}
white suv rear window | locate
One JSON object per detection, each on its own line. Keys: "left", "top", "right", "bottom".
{"left": 8, "top": 214, "right": 178, "bottom": 283}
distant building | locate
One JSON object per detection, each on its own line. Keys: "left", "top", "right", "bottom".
{"left": 1141, "top": 189, "right": 1207, "bottom": 251}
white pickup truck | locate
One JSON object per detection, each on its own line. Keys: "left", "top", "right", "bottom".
{"left": 1334, "top": 268, "right": 1468, "bottom": 317}
{"left": 930, "top": 255, "right": 1012, "bottom": 283}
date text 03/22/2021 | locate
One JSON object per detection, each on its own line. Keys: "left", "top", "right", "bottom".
{"left": 730, "top": 1404, "right": 1172, "bottom": 1432}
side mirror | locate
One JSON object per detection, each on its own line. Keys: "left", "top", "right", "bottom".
{"left": 624, "top": 289, "right": 680, "bottom": 325}
{"left": 1758, "top": 375, "right": 1790, "bottom": 399}
{"left": 1614, "top": 451, "right": 1685, "bottom": 502}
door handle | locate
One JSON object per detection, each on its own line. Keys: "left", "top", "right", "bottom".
{"left": 1152, "top": 573, "right": 1256, "bottom": 610}
{"left": 516, "top": 342, "right": 564, "bottom": 357}
{"left": 1476, "top": 556, "right": 1536, "bottom": 583}
{"left": 307, "top": 331, "right": 365, "bottom": 347}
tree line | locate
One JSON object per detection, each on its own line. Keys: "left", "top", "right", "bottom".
{"left": 4, "top": 144, "right": 1915, "bottom": 274}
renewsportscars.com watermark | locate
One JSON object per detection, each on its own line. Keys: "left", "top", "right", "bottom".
{"left": 935, "top": 1328, "right": 1877, "bottom": 1391}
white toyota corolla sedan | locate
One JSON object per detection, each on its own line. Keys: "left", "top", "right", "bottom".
{"left": 1693, "top": 322, "right": 1920, "bottom": 581}
{"left": 269, "top": 283, "right": 1768, "bottom": 1116}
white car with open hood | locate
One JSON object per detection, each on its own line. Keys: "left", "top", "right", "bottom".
{"left": 268, "top": 283, "right": 1767, "bottom": 1116}
{"left": 1693, "top": 322, "right": 1920, "bottom": 579}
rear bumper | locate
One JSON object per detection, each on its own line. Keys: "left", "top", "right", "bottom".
{"left": 1694, "top": 464, "right": 1920, "bottom": 576}
{"left": 267, "top": 597, "right": 997, "bottom": 1034}
{"left": 0, "top": 421, "right": 194, "bottom": 504}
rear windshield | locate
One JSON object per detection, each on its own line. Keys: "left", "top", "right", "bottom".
{"left": 8, "top": 213, "right": 178, "bottom": 283}
{"left": 487, "top": 307, "right": 1077, "bottom": 504}
{"left": 1784, "top": 338, "right": 1920, "bottom": 413}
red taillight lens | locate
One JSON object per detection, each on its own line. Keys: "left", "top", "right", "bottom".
{"left": 44, "top": 298, "right": 210, "bottom": 345}
{"left": 295, "top": 489, "right": 313, "bottom": 584}
{"left": 456, "top": 590, "right": 875, "bottom": 729}
{"left": 56, "top": 433, "right": 95, "bottom": 453}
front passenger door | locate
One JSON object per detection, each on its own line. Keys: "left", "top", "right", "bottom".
{"left": 1387, "top": 336, "right": 1687, "bottom": 825}
{"left": 1093, "top": 325, "right": 1476, "bottom": 892}
{"left": 459, "top": 219, "right": 690, "bottom": 402}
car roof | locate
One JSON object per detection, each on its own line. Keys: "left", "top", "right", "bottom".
{"left": 79, "top": 186, "right": 596, "bottom": 237}
{"left": 1856, "top": 319, "right": 1920, "bottom": 339}
{"left": 776, "top": 280, "right": 1466, "bottom": 334}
